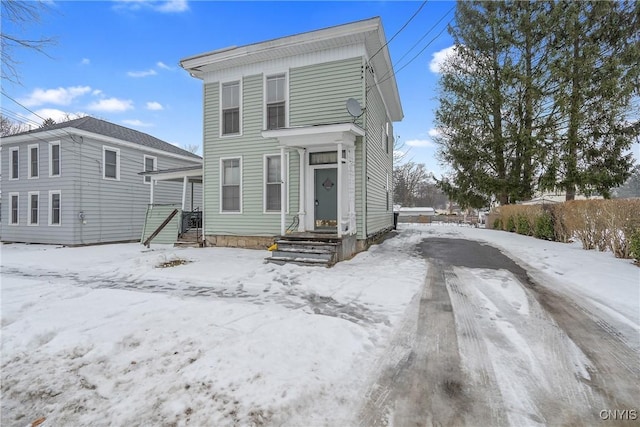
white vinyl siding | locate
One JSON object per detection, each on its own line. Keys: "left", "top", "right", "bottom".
{"left": 9, "top": 147, "right": 19, "bottom": 180}
{"left": 28, "top": 191, "right": 40, "bottom": 225}
{"left": 49, "top": 190, "right": 61, "bottom": 226}
{"left": 221, "top": 81, "right": 241, "bottom": 136}
{"left": 28, "top": 144, "right": 39, "bottom": 179}
{"left": 220, "top": 157, "right": 242, "bottom": 213}
{"left": 143, "top": 155, "right": 156, "bottom": 184}
{"left": 103, "top": 146, "right": 120, "bottom": 180}
{"left": 9, "top": 193, "right": 19, "bottom": 225}
{"left": 49, "top": 141, "right": 61, "bottom": 177}
{"left": 265, "top": 74, "right": 287, "bottom": 130}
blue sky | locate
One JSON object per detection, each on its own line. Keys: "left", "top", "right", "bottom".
{"left": 2, "top": 0, "right": 456, "bottom": 176}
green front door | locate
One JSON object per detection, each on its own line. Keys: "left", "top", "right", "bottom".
{"left": 314, "top": 168, "right": 337, "bottom": 229}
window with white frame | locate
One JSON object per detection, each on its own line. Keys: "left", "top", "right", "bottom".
{"left": 9, "top": 193, "right": 19, "bottom": 225}
{"left": 386, "top": 172, "right": 390, "bottom": 211}
{"left": 28, "top": 191, "right": 39, "bottom": 225}
{"left": 10, "top": 147, "right": 19, "bottom": 180}
{"left": 103, "top": 146, "right": 120, "bottom": 180}
{"left": 49, "top": 141, "right": 60, "bottom": 177}
{"left": 28, "top": 144, "right": 39, "bottom": 178}
{"left": 266, "top": 74, "right": 286, "bottom": 130}
{"left": 221, "top": 158, "right": 241, "bottom": 212}
{"left": 221, "top": 81, "right": 240, "bottom": 135}
{"left": 385, "top": 122, "right": 390, "bottom": 153}
{"left": 143, "top": 155, "right": 157, "bottom": 184}
{"left": 49, "top": 191, "right": 61, "bottom": 226}
{"left": 265, "top": 155, "right": 283, "bottom": 212}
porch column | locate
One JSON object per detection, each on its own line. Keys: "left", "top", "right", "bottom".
{"left": 181, "top": 176, "right": 188, "bottom": 211}
{"left": 149, "top": 178, "right": 155, "bottom": 204}
{"left": 297, "top": 148, "right": 306, "bottom": 232}
{"left": 280, "top": 146, "right": 286, "bottom": 236}
{"left": 337, "top": 142, "right": 343, "bottom": 237}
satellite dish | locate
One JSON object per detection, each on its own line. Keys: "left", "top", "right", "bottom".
{"left": 346, "top": 98, "right": 363, "bottom": 118}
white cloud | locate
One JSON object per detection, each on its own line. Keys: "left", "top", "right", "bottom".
{"left": 20, "top": 86, "right": 92, "bottom": 107}
{"left": 33, "top": 109, "right": 84, "bottom": 125}
{"left": 146, "top": 101, "right": 164, "bottom": 111}
{"left": 429, "top": 45, "right": 457, "bottom": 73}
{"left": 428, "top": 128, "right": 441, "bottom": 138}
{"left": 156, "top": 0, "right": 189, "bottom": 13}
{"left": 405, "top": 139, "right": 436, "bottom": 148}
{"left": 127, "top": 69, "right": 157, "bottom": 78}
{"left": 92, "top": 89, "right": 103, "bottom": 96}
{"left": 122, "top": 119, "right": 153, "bottom": 127}
{"left": 113, "top": 0, "right": 189, "bottom": 13}
{"left": 81, "top": 58, "right": 91, "bottom": 65}
{"left": 157, "top": 61, "right": 173, "bottom": 70}
{"left": 88, "top": 98, "right": 133, "bottom": 112}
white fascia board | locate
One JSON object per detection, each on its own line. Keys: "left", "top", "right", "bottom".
{"left": 262, "top": 123, "right": 365, "bottom": 139}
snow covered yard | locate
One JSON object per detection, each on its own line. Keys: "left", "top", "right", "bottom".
{"left": 1, "top": 224, "right": 638, "bottom": 426}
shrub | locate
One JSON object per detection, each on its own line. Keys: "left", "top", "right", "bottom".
{"left": 516, "top": 214, "right": 531, "bottom": 235}
{"left": 506, "top": 215, "right": 516, "bottom": 232}
{"left": 630, "top": 229, "right": 640, "bottom": 264}
{"left": 493, "top": 218, "right": 503, "bottom": 230}
{"left": 534, "top": 211, "right": 554, "bottom": 240}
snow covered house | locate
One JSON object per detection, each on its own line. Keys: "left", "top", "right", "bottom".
{"left": 0, "top": 117, "right": 202, "bottom": 246}
{"left": 179, "top": 17, "right": 403, "bottom": 264}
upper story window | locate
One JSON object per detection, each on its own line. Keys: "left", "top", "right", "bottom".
{"left": 143, "top": 155, "right": 157, "bottom": 184}
{"left": 49, "top": 141, "right": 60, "bottom": 177}
{"left": 266, "top": 74, "right": 286, "bottom": 130}
{"left": 10, "top": 147, "right": 19, "bottom": 180}
{"left": 103, "top": 146, "right": 120, "bottom": 180}
{"left": 221, "top": 81, "right": 240, "bottom": 135}
{"left": 28, "top": 144, "right": 39, "bottom": 178}
{"left": 221, "top": 157, "right": 241, "bottom": 213}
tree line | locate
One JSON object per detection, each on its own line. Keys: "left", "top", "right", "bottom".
{"left": 434, "top": 0, "right": 639, "bottom": 208}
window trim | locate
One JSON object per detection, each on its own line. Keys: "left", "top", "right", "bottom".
{"left": 49, "top": 141, "right": 61, "bottom": 177}
{"left": 9, "top": 192, "right": 19, "bottom": 225}
{"left": 103, "top": 146, "right": 120, "bottom": 180}
{"left": 263, "top": 72, "right": 289, "bottom": 130}
{"left": 220, "top": 79, "right": 242, "bottom": 137}
{"left": 263, "top": 153, "right": 289, "bottom": 214}
{"left": 219, "top": 156, "right": 242, "bottom": 214}
{"left": 48, "top": 190, "right": 61, "bottom": 226}
{"left": 143, "top": 155, "right": 157, "bottom": 184}
{"left": 28, "top": 191, "right": 40, "bottom": 226}
{"left": 9, "top": 147, "right": 19, "bottom": 180}
{"left": 28, "top": 144, "right": 39, "bottom": 179}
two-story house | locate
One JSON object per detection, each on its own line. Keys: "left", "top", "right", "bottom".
{"left": 0, "top": 116, "right": 202, "bottom": 246}
{"left": 180, "top": 17, "right": 403, "bottom": 263}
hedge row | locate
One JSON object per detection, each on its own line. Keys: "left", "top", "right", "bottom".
{"left": 492, "top": 199, "right": 640, "bottom": 262}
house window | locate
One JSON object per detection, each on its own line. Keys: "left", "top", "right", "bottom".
{"left": 386, "top": 172, "right": 390, "bottom": 211}
{"left": 266, "top": 74, "right": 286, "bottom": 130}
{"left": 49, "top": 141, "right": 60, "bottom": 177}
{"left": 28, "top": 192, "right": 39, "bottom": 225}
{"left": 265, "top": 155, "right": 282, "bottom": 212}
{"left": 9, "top": 193, "right": 19, "bottom": 225}
{"left": 28, "top": 144, "right": 39, "bottom": 178}
{"left": 143, "top": 155, "right": 157, "bottom": 184}
{"left": 221, "top": 157, "right": 241, "bottom": 212}
{"left": 385, "top": 122, "right": 390, "bottom": 153}
{"left": 10, "top": 147, "right": 18, "bottom": 180}
{"left": 49, "top": 190, "right": 61, "bottom": 226}
{"left": 221, "top": 81, "right": 240, "bottom": 135}
{"left": 103, "top": 146, "right": 120, "bottom": 180}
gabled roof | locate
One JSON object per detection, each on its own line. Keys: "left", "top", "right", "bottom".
{"left": 3, "top": 116, "right": 201, "bottom": 160}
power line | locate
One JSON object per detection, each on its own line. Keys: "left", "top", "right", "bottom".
{"left": 1, "top": 90, "right": 47, "bottom": 122}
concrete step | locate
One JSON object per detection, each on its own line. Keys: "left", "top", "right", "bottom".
{"left": 266, "top": 256, "right": 330, "bottom": 267}
{"left": 271, "top": 250, "right": 333, "bottom": 261}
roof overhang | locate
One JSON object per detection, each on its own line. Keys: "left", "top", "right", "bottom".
{"left": 261, "top": 123, "right": 365, "bottom": 149}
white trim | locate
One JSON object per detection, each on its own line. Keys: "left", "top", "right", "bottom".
{"left": 263, "top": 72, "right": 289, "bottom": 130}
{"left": 263, "top": 153, "right": 289, "bottom": 214}
{"left": 219, "top": 79, "right": 243, "bottom": 138}
{"left": 27, "top": 191, "right": 40, "bottom": 226}
{"left": 48, "top": 190, "right": 62, "bottom": 226}
{"left": 9, "top": 192, "right": 19, "bottom": 225}
{"left": 103, "top": 146, "right": 120, "bottom": 180}
{"left": 49, "top": 140, "right": 61, "bottom": 177}
{"left": 9, "top": 147, "right": 19, "bottom": 180}
{"left": 143, "top": 155, "right": 157, "bottom": 184}
{"left": 27, "top": 143, "right": 39, "bottom": 179}
{"left": 219, "top": 156, "right": 242, "bottom": 214}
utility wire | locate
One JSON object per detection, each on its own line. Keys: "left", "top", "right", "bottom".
{"left": 1, "top": 90, "right": 47, "bottom": 122}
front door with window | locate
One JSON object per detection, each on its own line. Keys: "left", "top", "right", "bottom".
{"left": 314, "top": 168, "right": 337, "bottom": 229}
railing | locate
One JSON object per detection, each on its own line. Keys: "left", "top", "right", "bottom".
{"left": 180, "top": 208, "right": 202, "bottom": 242}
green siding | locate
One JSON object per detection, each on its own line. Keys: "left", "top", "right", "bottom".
{"left": 141, "top": 204, "right": 181, "bottom": 244}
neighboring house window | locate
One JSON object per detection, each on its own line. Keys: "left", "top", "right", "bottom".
{"left": 221, "top": 81, "right": 240, "bottom": 135}
{"left": 49, "top": 190, "right": 61, "bottom": 226}
{"left": 221, "top": 157, "right": 241, "bottom": 212}
{"left": 103, "top": 146, "right": 120, "bottom": 180}
{"left": 265, "top": 155, "right": 283, "bottom": 212}
{"left": 28, "top": 144, "right": 39, "bottom": 178}
{"left": 386, "top": 172, "right": 390, "bottom": 211}
{"left": 49, "top": 141, "right": 60, "bottom": 177}
{"left": 10, "top": 147, "right": 18, "bottom": 180}
{"left": 266, "top": 74, "right": 286, "bottom": 130}
{"left": 9, "top": 193, "right": 19, "bottom": 225}
{"left": 28, "top": 191, "right": 39, "bottom": 225}
{"left": 385, "top": 122, "right": 390, "bottom": 153}
{"left": 143, "top": 155, "right": 157, "bottom": 184}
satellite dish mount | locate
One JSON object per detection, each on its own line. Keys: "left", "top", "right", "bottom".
{"left": 346, "top": 98, "right": 364, "bottom": 122}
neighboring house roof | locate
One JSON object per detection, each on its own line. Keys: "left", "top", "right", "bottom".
{"left": 180, "top": 16, "right": 403, "bottom": 122}
{"left": 2, "top": 116, "right": 202, "bottom": 161}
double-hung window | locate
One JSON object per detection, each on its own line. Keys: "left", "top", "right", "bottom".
{"left": 265, "top": 155, "right": 282, "bottom": 212}
{"left": 49, "top": 190, "right": 61, "bottom": 226}
{"left": 266, "top": 74, "right": 286, "bottom": 130}
{"left": 221, "top": 81, "right": 240, "bottom": 135}
{"left": 103, "top": 146, "right": 120, "bottom": 180}
{"left": 9, "top": 193, "right": 19, "bottom": 225}
{"left": 10, "top": 147, "right": 19, "bottom": 180}
{"left": 143, "top": 155, "right": 157, "bottom": 184}
{"left": 28, "top": 144, "right": 39, "bottom": 178}
{"left": 221, "top": 158, "right": 241, "bottom": 212}
{"left": 28, "top": 191, "right": 39, "bottom": 225}
{"left": 49, "top": 141, "right": 60, "bottom": 177}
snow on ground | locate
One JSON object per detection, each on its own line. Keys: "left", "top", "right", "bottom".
{"left": 1, "top": 224, "right": 638, "bottom": 426}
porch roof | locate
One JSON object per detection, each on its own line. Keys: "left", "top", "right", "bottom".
{"left": 261, "top": 122, "right": 365, "bottom": 148}
{"left": 139, "top": 165, "right": 203, "bottom": 183}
